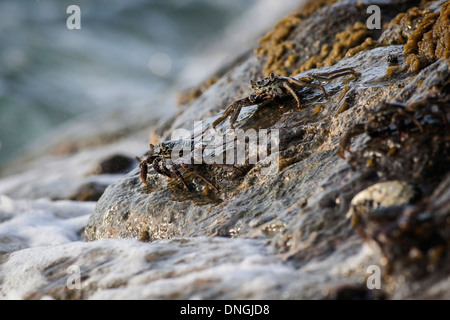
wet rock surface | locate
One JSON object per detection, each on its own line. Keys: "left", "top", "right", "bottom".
{"left": 1, "top": 0, "right": 449, "bottom": 299}
{"left": 0, "top": 235, "right": 373, "bottom": 300}
{"left": 84, "top": 0, "right": 450, "bottom": 299}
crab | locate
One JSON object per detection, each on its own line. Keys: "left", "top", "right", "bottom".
{"left": 212, "top": 67, "right": 359, "bottom": 130}
{"left": 337, "top": 100, "right": 449, "bottom": 159}
{"left": 139, "top": 139, "right": 244, "bottom": 192}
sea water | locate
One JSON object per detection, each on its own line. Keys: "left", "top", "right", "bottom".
{"left": 0, "top": 0, "right": 254, "bottom": 168}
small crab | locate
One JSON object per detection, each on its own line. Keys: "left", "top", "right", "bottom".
{"left": 139, "top": 139, "right": 243, "bottom": 192}
{"left": 337, "top": 100, "right": 449, "bottom": 159}
{"left": 212, "top": 68, "right": 359, "bottom": 130}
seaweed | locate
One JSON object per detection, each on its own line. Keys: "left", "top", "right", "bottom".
{"left": 176, "top": 77, "right": 219, "bottom": 107}
{"left": 255, "top": 0, "right": 339, "bottom": 76}
{"left": 294, "top": 21, "right": 371, "bottom": 73}
{"left": 384, "top": 1, "right": 450, "bottom": 74}
{"left": 255, "top": 12, "right": 303, "bottom": 76}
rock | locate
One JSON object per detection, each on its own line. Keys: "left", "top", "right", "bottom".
{"left": 85, "top": 0, "right": 450, "bottom": 300}
{"left": 0, "top": 235, "right": 374, "bottom": 300}
{"left": 347, "top": 180, "right": 418, "bottom": 228}
{"left": 90, "top": 154, "right": 136, "bottom": 175}
{"left": 0, "top": 138, "right": 144, "bottom": 201}
{"left": 67, "top": 182, "right": 110, "bottom": 202}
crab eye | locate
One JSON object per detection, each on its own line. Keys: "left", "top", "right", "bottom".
{"left": 256, "top": 78, "right": 270, "bottom": 86}
{"left": 256, "top": 79, "right": 266, "bottom": 87}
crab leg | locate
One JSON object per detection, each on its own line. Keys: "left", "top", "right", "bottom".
{"left": 282, "top": 82, "right": 301, "bottom": 107}
{"left": 181, "top": 164, "right": 219, "bottom": 192}
{"left": 154, "top": 160, "right": 174, "bottom": 179}
{"left": 212, "top": 97, "right": 255, "bottom": 130}
{"left": 337, "top": 124, "right": 365, "bottom": 159}
{"left": 171, "top": 164, "right": 193, "bottom": 191}
{"left": 309, "top": 67, "right": 360, "bottom": 82}
{"left": 216, "top": 163, "right": 246, "bottom": 174}
{"left": 229, "top": 105, "right": 243, "bottom": 130}
{"left": 384, "top": 102, "right": 424, "bottom": 133}
{"left": 139, "top": 160, "right": 149, "bottom": 185}
{"left": 212, "top": 103, "right": 237, "bottom": 130}
{"left": 397, "top": 111, "right": 424, "bottom": 133}
{"left": 288, "top": 77, "right": 328, "bottom": 98}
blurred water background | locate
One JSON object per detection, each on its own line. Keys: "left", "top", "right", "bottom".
{"left": 0, "top": 0, "right": 301, "bottom": 173}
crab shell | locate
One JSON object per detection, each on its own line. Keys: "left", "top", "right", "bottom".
{"left": 249, "top": 73, "right": 286, "bottom": 102}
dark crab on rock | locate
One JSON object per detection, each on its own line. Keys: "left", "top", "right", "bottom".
{"left": 212, "top": 67, "right": 359, "bottom": 130}
{"left": 138, "top": 140, "right": 244, "bottom": 192}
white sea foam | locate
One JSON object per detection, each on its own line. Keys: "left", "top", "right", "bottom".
{"left": 0, "top": 195, "right": 94, "bottom": 254}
